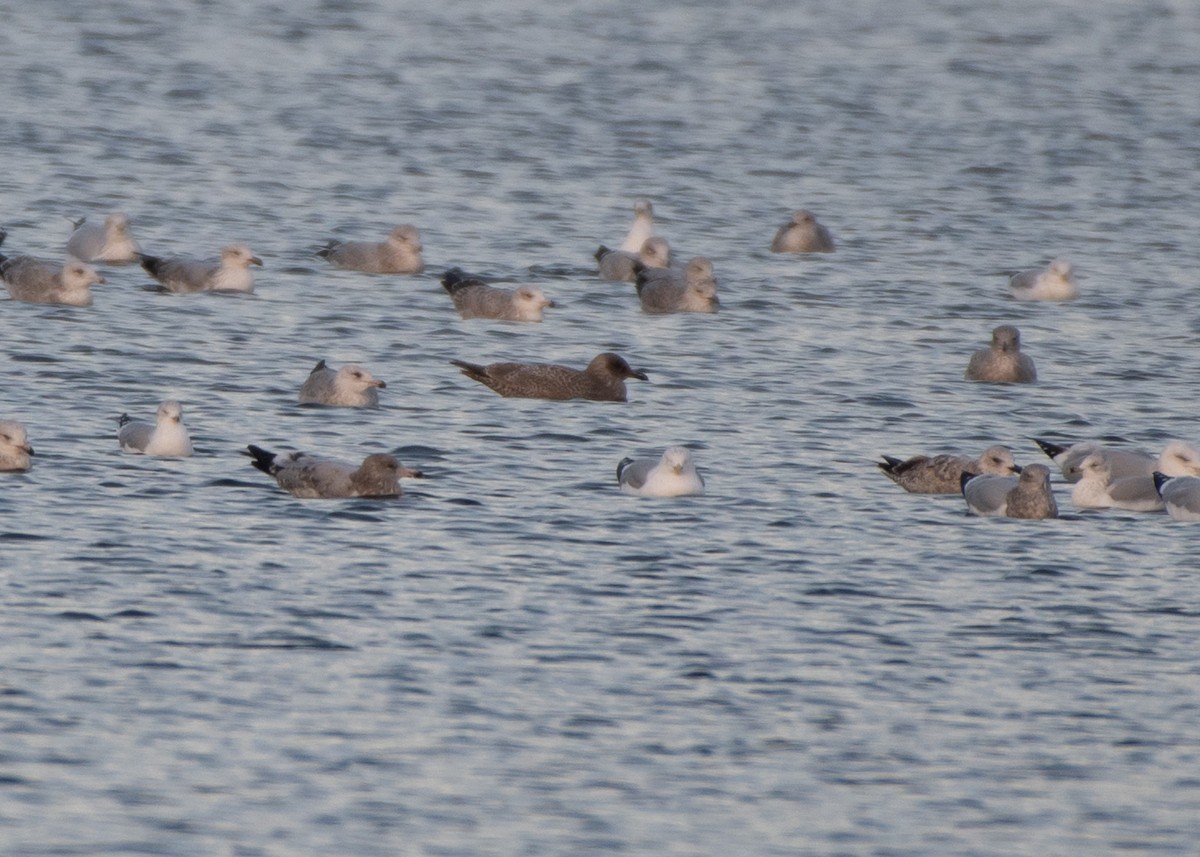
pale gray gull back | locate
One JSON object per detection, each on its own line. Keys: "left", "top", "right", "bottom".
{"left": 595, "top": 237, "right": 672, "bottom": 282}
{"left": 1008, "top": 258, "right": 1078, "bottom": 302}
{"left": 140, "top": 244, "right": 262, "bottom": 293}
{"left": 298, "top": 360, "right": 386, "bottom": 407}
{"left": 635, "top": 257, "right": 719, "bottom": 314}
{"left": 116, "top": 401, "right": 193, "bottom": 457}
{"left": 66, "top": 212, "right": 142, "bottom": 263}
{"left": 1153, "top": 474, "right": 1200, "bottom": 522}
{"left": 617, "top": 446, "right": 705, "bottom": 497}
{"left": 962, "top": 464, "right": 1057, "bottom": 519}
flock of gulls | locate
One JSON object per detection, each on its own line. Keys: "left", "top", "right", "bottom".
{"left": 1, "top": 202, "right": 1198, "bottom": 516}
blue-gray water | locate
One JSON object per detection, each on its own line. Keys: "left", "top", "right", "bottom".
{"left": 2, "top": 1, "right": 1199, "bottom": 854}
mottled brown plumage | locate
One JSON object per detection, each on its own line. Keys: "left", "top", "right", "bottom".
{"left": 449, "top": 352, "right": 648, "bottom": 401}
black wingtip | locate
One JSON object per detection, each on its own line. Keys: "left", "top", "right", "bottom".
{"left": 138, "top": 253, "right": 161, "bottom": 276}
{"left": 960, "top": 471, "right": 976, "bottom": 495}
{"left": 1153, "top": 471, "right": 1171, "bottom": 495}
{"left": 1033, "top": 438, "right": 1066, "bottom": 459}
{"left": 616, "top": 456, "right": 633, "bottom": 482}
{"left": 594, "top": 245, "right": 611, "bottom": 263}
{"left": 243, "top": 444, "right": 277, "bottom": 475}
{"left": 877, "top": 455, "right": 902, "bottom": 475}
{"left": 310, "top": 359, "right": 326, "bottom": 374}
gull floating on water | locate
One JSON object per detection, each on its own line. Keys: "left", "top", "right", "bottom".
{"left": 0, "top": 420, "right": 34, "bottom": 472}
{"left": 116, "top": 401, "right": 193, "bottom": 457}
{"left": 964, "top": 325, "right": 1037, "bottom": 383}
{"left": 1071, "top": 441, "right": 1200, "bottom": 511}
{"left": 1034, "top": 438, "right": 1194, "bottom": 483}
{"left": 635, "top": 257, "right": 719, "bottom": 314}
{"left": 878, "top": 445, "right": 1020, "bottom": 494}
{"left": 770, "top": 209, "right": 835, "bottom": 253}
{"left": 617, "top": 446, "right": 705, "bottom": 497}
{"left": 66, "top": 212, "right": 142, "bottom": 263}
{"left": 1008, "top": 258, "right": 1078, "bottom": 302}
{"left": 618, "top": 199, "right": 655, "bottom": 253}
{"left": 299, "top": 360, "right": 386, "bottom": 407}
{"left": 595, "top": 237, "right": 672, "bottom": 282}
{"left": 440, "top": 268, "right": 555, "bottom": 322}
{"left": 450, "top": 352, "right": 648, "bottom": 401}
{"left": 0, "top": 248, "right": 105, "bottom": 307}
{"left": 140, "top": 244, "right": 262, "bottom": 293}
{"left": 243, "top": 445, "right": 422, "bottom": 498}
{"left": 1153, "top": 473, "right": 1200, "bottom": 522}
{"left": 317, "top": 224, "right": 423, "bottom": 274}
{"left": 962, "top": 464, "right": 1058, "bottom": 519}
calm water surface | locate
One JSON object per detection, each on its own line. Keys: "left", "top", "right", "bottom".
{"left": 2, "top": 1, "right": 1199, "bottom": 854}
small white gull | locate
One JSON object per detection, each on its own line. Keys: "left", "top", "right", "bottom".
{"left": 66, "top": 212, "right": 142, "bottom": 263}
{"left": 117, "top": 401, "right": 193, "bottom": 457}
{"left": 140, "top": 245, "right": 262, "bottom": 293}
{"left": 1008, "top": 258, "right": 1078, "bottom": 302}
{"left": 618, "top": 199, "right": 655, "bottom": 253}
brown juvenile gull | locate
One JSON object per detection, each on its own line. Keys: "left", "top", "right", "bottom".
{"left": 140, "top": 244, "right": 262, "bottom": 293}
{"left": 962, "top": 464, "right": 1057, "bottom": 519}
{"left": 0, "top": 420, "right": 35, "bottom": 472}
{"left": 878, "top": 445, "right": 1020, "bottom": 494}
{"left": 440, "top": 268, "right": 555, "bottom": 322}
{"left": 594, "top": 237, "right": 672, "bottom": 282}
{"left": 0, "top": 252, "right": 105, "bottom": 306}
{"left": 243, "top": 445, "right": 423, "bottom": 499}
{"left": 1008, "top": 258, "right": 1078, "bottom": 302}
{"left": 964, "top": 325, "right": 1037, "bottom": 383}
{"left": 449, "top": 352, "right": 648, "bottom": 402}
{"left": 1154, "top": 473, "right": 1200, "bottom": 522}
{"left": 116, "top": 400, "right": 193, "bottom": 457}
{"left": 618, "top": 199, "right": 655, "bottom": 253}
{"left": 1034, "top": 438, "right": 1155, "bottom": 483}
{"left": 770, "top": 209, "right": 836, "bottom": 253}
{"left": 617, "top": 447, "right": 705, "bottom": 497}
{"left": 66, "top": 212, "right": 142, "bottom": 263}
{"left": 635, "top": 256, "right": 719, "bottom": 314}
{"left": 298, "top": 360, "right": 386, "bottom": 407}
{"left": 317, "top": 224, "right": 423, "bottom": 274}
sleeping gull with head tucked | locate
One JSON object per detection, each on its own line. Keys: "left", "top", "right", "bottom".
{"left": 117, "top": 401, "right": 193, "bottom": 457}
{"left": 1035, "top": 438, "right": 1193, "bottom": 483}
{"left": 617, "top": 446, "right": 705, "bottom": 497}
{"left": 140, "top": 244, "right": 262, "bottom": 293}
{"left": 317, "top": 224, "right": 423, "bottom": 274}
{"left": 595, "top": 237, "right": 672, "bottom": 282}
{"left": 635, "top": 257, "right": 719, "bottom": 314}
{"left": 962, "top": 464, "right": 1057, "bottom": 519}
{"left": 1154, "top": 473, "right": 1200, "bottom": 522}
{"left": 618, "top": 199, "right": 655, "bottom": 253}
{"left": 450, "top": 352, "right": 648, "bottom": 401}
{"left": 299, "top": 360, "right": 386, "bottom": 407}
{"left": 66, "top": 212, "right": 142, "bottom": 263}
{"left": 1071, "top": 441, "right": 1200, "bottom": 511}
{"left": 964, "top": 325, "right": 1037, "bottom": 383}
{"left": 770, "top": 209, "right": 835, "bottom": 253}
{"left": 0, "top": 248, "right": 105, "bottom": 306}
{"left": 243, "top": 445, "right": 423, "bottom": 498}
{"left": 440, "top": 268, "right": 555, "bottom": 322}
{"left": 0, "top": 420, "right": 35, "bottom": 472}
{"left": 878, "top": 445, "right": 1020, "bottom": 494}
{"left": 1008, "top": 258, "right": 1078, "bottom": 302}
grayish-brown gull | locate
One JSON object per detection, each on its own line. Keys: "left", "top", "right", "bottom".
{"left": 617, "top": 447, "right": 705, "bottom": 497}
{"left": 0, "top": 251, "right": 105, "bottom": 306}
{"left": 298, "top": 360, "right": 386, "bottom": 407}
{"left": 450, "top": 352, "right": 648, "bottom": 402}
{"left": 0, "top": 420, "right": 34, "bottom": 472}
{"left": 595, "top": 237, "right": 671, "bottom": 282}
{"left": 635, "top": 257, "right": 719, "bottom": 314}
{"left": 244, "top": 445, "right": 423, "bottom": 499}
{"left": 116, "top": 401, "right": 193, "bottom": 457}
{"left": 878, "top": 445, "right": 1020, "bottom": 494}
{"left": 317, "top": 225, "right": 423, "bottom": 274}
{"left": 962, "top": 464, "right": 1057, "bottom": 519}
{"left": 964, "top": 325, "right": 1037, "bottom": 383}
{"left": 140, "top": 244, "right": 262, "bottom": 293}
{"left": 440, "top": 268, "right": 555, "bottom": 322}
{"left": 770, "top": 209, "right": 835, "bottom": 253}
{"left": 66, "top": 212, "right": 142, "bottom": 263}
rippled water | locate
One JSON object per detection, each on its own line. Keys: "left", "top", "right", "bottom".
{"left": 3, "top": 1, "right": 1200, "bottom": 854}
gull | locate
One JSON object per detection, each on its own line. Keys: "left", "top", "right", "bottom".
{"left": 964, "top": 325, "right": 1037, "bottom": 383}
{"left": 594, "top": 237, "right": 672, "bottom": 282}
{"left": 1071, "top": 441, "right": 1200, "bottom": 511}
{"left": 635, "top": 257, "right": 719, "bottom": 314}
{"left": 140, "top": 244, "right": 262, "bottom": 293}
{"left": 440, "top": 268, "right": 555, "bottom": 322}
{"left": 298, "top": 360, "right": 386, "bottom": 407}
{"left": 1008, "top": 258, "right": 1078, "bottom": 302}
{"left": 449, "top": 352, "right": 648, "bottom": 401}
{"left": 770, "top": 209, "right": 835, "bottom": 253}
{"left": 0, "top": 250, "right": 105, "bottom": 306}
{"left": 962, "top": 464, "right": 1057, "bottom": 519}
{"left": 317, "top": 224, "right": 423, "bottom": 274}
{"left": 116, "top": 401, "right": 193, "bottom": 457}
{"left": 617, "top": 446, "right": 705, "bottom": 497}
{"left": 66, "top": 212, "right": 142, "bottom": 263}
{"left": 1034, "top": 438, "right": 1192, "bottom": 483}
{"left": 243, "top": 445, "right": 423, "bottom": 498}
{"left": 619, "top": 199, "right": 655, "bottom": 253}
{"left": 0, "top": 420, "right": 34, "bottom": 472}
{"left": 877, "top": 445, "right": 1020, "bottom": 494}
{"left": 1153, "top": 474, "right": 1200, "bottom": 522}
